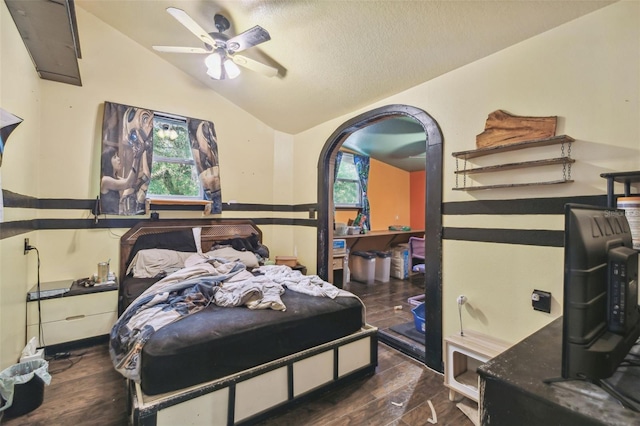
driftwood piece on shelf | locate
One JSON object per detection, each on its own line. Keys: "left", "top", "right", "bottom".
{"left": 476, "top": 110, "right": 557, "bottom": 149}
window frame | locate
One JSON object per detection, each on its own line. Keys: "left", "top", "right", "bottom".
{"left": 334, "top": 152, "right": 363, "bottom": 209}
{"left": 147, "top": 113, "right": 204, "bottom": 201}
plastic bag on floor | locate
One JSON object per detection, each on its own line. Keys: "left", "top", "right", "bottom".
{"left": 0, "top": 359, "right": 51, "bottom": 413}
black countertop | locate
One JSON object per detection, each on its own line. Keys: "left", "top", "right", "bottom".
{"left": 478, "top": 317, "right": 640, "bottom": 425}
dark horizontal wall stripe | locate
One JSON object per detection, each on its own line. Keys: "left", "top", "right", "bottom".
{"left": 443, "top": 195, "right": 607, "bottom": 215}
{"left": 0, "top": 220, "right": 37, "bottom": 239}
{"left": 293, "top": 203, "right": 318, "bottom": 212}
{"left": 1, "top": 217, "right": 318, "bottom": 240}
{"left": 443, "top": 227, "right": 564, "bottom": 247}
{"left": 40, "top": 198, "right": 96, "bottom": 210}
{"left": 2, "top": 190, "right": 38, "bottom": 208}
{"left": 3, "top": 190, "right": 318, "bottom": 213}
{"left": 37, "top": 218, "right": 143, "bottom": 230}
{"left": 252, "top": 218, "right": 317, "bottom": 227}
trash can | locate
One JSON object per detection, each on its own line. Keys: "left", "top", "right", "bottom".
{"left": 372, "top": 251, "right": 391, "bottom": 283}
{"left": 0, "top": 359, "right": 51, "bottom": 418}
{"left": 350, "top": 251, "right": 376, "bottom": 284}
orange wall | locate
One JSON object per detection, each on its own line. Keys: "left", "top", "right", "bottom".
{"left": 335, "top": 209, "right": 358, "bottom": 226}
{"left": 334, "top": 159, "right": 425, "bottom": 232}
{"left": 410, "top": 170, "right": 426, "bottom": 230}
{"left": 368, "top": 158, "right": 410, "bottom": 230}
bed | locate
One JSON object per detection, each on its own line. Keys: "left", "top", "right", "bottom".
{"left": 114, "top": 219, "right": 378, "bottom": 425}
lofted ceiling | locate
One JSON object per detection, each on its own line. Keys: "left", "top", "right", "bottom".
{"left": 75, "top": 0, "right": 615, "bottom": 170}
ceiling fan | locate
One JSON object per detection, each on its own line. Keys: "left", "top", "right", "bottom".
{"left": 153, "top": 7, "right": 278, "bottom": 80}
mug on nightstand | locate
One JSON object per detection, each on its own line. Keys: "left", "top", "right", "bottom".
{"left": 97, "top": 262, "right": 109, "bottom": 283}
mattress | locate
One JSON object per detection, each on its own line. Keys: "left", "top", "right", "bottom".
{"left": 139, "top": 290, "right": 363, "bottom": 395}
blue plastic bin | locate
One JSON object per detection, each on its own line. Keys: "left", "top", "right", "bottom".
{"left": 412, "top": 302, "right": 426, "bottom": 333}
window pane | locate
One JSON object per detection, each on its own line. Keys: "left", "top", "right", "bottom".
{"left": 334, "top": 153, "right": 362, "bottom": 207}
{"left": 149, "top": 114, "right": 202, "bottom": 199}
{"left": 148, "top": 162, "right": 200, "bottom": 197}
{"left": 152, "top": 116, "right": 191, "bottom": 158}
{"left": 337, "top": 155, "right": 358, "bottom": 179}
{"left": 334, "top": 180, "right": 360, "bottom": 205}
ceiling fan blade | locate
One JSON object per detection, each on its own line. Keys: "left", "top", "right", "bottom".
{"left": 231, "top": 54, "right": 278, "bottom": 77}
{"left": 226, "top": 26, "right": 271, "bottom": 53}
{"left": 153, "top": 46, "right": 211, "bottom": 54}
{"left": 166, "top": 7, "right": 217, "bottom": 48}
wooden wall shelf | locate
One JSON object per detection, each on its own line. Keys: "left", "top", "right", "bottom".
{"left": 451, "top": 135, "right": 574, "bottom": 160}
{"left": 452, "top": 135, "right": 575, "bottom": 191}
{"left": 454, "top": 157, "right": 575, "bottom": 175}
{"left": 453, "top": 179, "right": 573, "bottom": 191}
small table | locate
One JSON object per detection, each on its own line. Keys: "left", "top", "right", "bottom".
{"left": 444, "top": 330, "right": 511, "bottom": 403}
{"left": 292, "top": 263, "right": 307, "bottom": 275}
{"left": 26, "top": 279, "right": 118, "bottom": 347}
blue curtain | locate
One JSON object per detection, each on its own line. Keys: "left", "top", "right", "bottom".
{"left": 353, "top": 154, "right": 371, "bottom": 230}
{"left": 334, "top": 151, "right": 343, "bottom": 182}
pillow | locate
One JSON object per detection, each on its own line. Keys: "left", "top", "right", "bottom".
{"left": 127, "top": 249, "right": 193, "bottom": 278}
{"left": 206, "top": 247, "right": 260, "bottom": 268}
{"left": 127, "top": 229, "right": 198, "bottom": 266}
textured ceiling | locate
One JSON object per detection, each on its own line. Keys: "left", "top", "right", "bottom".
{"left": 76, "top": 0, "right": 615, "bottom": 136}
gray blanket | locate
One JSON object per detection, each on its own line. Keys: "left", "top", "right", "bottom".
{"left": 109, "top": 260, "right": 356, "bottom": 382}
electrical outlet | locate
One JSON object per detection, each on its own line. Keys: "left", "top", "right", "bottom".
{"left": 24, "top": 238, "right": 30, "bottom": 255}
{"left": 532, "top": 289, "right": 551, "bottom": 313}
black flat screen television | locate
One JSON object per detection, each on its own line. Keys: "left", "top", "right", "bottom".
{"left": 562, "top": 203, "right": 640, "bottom": 380}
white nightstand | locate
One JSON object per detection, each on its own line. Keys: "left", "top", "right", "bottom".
{"left": 444, "top": 330, "right": 511, "bottom": 403}
{"left": 27, "top": 279, "right": 118, "bottom": 346}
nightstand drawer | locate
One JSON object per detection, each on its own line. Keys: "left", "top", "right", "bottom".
{"left": 27, "top": 311, "right": 117, "bottom": 346}
{"left": 27, "top": 290, "right": 117, "bottom": 325}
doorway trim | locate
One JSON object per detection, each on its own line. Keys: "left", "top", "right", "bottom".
{"left": 317, "top": 104, "right": 444, "bottom": 372}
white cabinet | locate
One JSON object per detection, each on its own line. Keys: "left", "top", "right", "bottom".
{"left": 27, "top": 283, "right": 118, "bottom": 346}
{"left": 444, "top": 330, "right": 511, "bottom": 403}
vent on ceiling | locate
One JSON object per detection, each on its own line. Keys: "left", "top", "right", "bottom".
{"left": 5, "top": 0, "right": 82, "bottom": 86}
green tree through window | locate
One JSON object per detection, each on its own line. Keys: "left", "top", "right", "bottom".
{"left": 148, "top": 114, "right": 202, "bottom": 199}
{"left": 334, "top": 153, "right": 362, "bottom": 207}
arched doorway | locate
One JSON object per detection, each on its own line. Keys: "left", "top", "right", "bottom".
{"left": 317, "top": 104, "right": 444, "bottom": 372}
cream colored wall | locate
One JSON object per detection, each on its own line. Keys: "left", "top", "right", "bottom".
{"left": 293, "top": 1, "right": 640, "bottom": 344}
{"left": 0, "top": 6, "right": 297, "bottom": 367}
{"left": 0, "top": 1, "right": 42, "bottom": 369}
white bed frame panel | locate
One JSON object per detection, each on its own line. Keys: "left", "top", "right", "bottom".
{"left": 131, "top": 325, "right": 378, "bottom": 425}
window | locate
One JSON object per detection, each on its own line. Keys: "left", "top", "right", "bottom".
{"left": 334, "top": 152, "right": 362, "bottom": 208}
{"left": 148, "top": 114, "right": 203, "bottom": 200}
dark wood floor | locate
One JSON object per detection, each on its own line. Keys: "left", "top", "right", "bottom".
{"left": 4, "top": 275, "right": 474, "bottom": 425}
{"left": 344, "top": 274, "right": 427, "bottom": 350}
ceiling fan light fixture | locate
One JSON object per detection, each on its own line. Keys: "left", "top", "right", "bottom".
{"left": 223, "top": 58, "right": 241, "bottom": 79}
{"left": 205, "top": 52, "right": 222, "bottom": 79}
{"left": 158, "top": 9, "right": 276, "bottom": 80}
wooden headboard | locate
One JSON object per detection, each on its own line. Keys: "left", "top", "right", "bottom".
{"left": 119, "top": 219, "right": 262, "bottom": 282}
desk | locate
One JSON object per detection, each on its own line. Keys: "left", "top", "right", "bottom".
{"left": 330, "top": 230, "right": 424, "bottom": 285}
{"left": 340, "top": 229, "right": 424, "bottom": 252}
{"left": 478, "top": 318, "right": 640, "bottom": 425}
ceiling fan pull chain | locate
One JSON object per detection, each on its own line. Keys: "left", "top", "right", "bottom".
{"left": 455, "top": 158, "right": 459, "bottom": 188}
